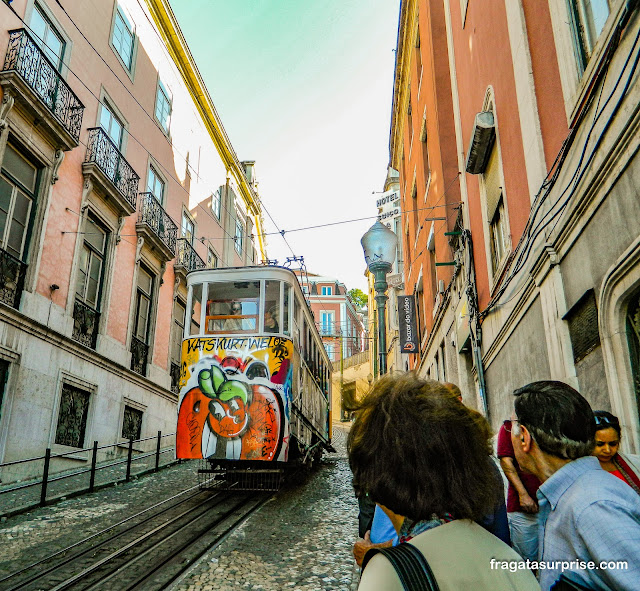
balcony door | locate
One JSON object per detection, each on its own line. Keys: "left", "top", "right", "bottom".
{"left": 30, "top": 3, "right": 65, "bottom": 70}
{"left": 0, "top": 144, "right": 39, "bottom": 261}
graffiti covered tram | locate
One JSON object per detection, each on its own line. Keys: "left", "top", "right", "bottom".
{"left": 176, "top": 265, "right": 333, "bottom": 490}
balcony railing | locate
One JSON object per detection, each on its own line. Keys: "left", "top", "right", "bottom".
{"left": 137, "top": 192, "right": 178, "bottom": 257}
{"left": 170, "top": 361, "right": 180, "bottom": 394}
{"left": 0, "top": 247, "right": 27, "bottom": 309}
{"left": 176, "top": 238, "right": 206, "bottom": 273}
{"left": 130, "top": 335, "right": 149, "bottom": 376}
{"left": 72, "top": 300, "right": 100, "bottom": 349}
{"left": 2, "top": 29, "right": 84, "bottom": 142}
{"left": 85, "top": 128, "right": 139, "bottom": 209}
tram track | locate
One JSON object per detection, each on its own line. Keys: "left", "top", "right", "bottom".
{"left": 1, "top": 487, "right": 272, "bottom": 591}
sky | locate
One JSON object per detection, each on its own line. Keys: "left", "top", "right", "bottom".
{"left": 170, "top": 0, "right": 400, "bottom": 292}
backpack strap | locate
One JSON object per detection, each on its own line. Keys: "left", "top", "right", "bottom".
{"left": 362, "top": 543, "right": 440, "bottom": 591}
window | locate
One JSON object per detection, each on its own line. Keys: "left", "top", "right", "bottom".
{"left": 302, "top": 285, "right": 309, "bottom": 295}
{"left": 205, "top": 281, "right": 260, "bottom": 334}
{"left": 0, "top": 143, "right": 39, "bottom": 260}
{"left": 234, "top": 215, "right": 243, "bottom": 255}
{"left": 626, "top": 289, "right": 640, "bottom": 412}
{"left": 483, "top": 139, "right": 508, "bottom": 275}
{"left": 133, "top": 265, "right": 153, "bottom": 344}
{"left": 154, "top": 80, "right": 172, "bottom": 134}
{"left": 569, "top": 0, "right": 611, "bottom": 69}
{"left": 411, "top": 183, "right": 418, "bottom": 242}
{"left": 181, "top": 211, "right": 194, "bottom": 244}
{"left": 147, "top": 165, "right": 164, "bottom": 203}
{"left": 122, "top": 405, "right": 143, "bottom": 440}
{"left": 207, "top": 248, "right": 218, "bottom": 269}
{"left": 171, "top": 299, "right": 186, "bottom": 363}
{"left": 31, "top": 3, "right": 65, "bottom": 69}
{"left": 325, "top": 343, "right": 334, "bottom": 361}
{"left": 211, "top": 188, "right": 221, "bottom": 219}
{"left": 321, "top": 311, "right": 334, "bottom": 335}
{"left": 0, "top": 359, "right": 9, "bottom": 424}
{"left": 54, "top": 383, "right": 90, "bottom": 448}
{"left": 321, "top": 286, "right": 332, "bottom": 296}
{"left": 112, "top": 5, "right": 134, "bottom": 71}
{"left": 99, "top": 101, "right": 124, "bottom": 149}
{"left": 75, "top": 215, "right": 107, "bottom": 310}
{"left": 415, "top": 25, "right": 422, "bottom": 75}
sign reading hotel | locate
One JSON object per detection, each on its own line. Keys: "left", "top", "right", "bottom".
{"left": 398, "top": 295, "right": 419, "bottom": 354}
{"left": 376, "top": 189, "right": 401, "bottom": 229}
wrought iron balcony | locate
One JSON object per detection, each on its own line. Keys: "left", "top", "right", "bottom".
{"left": 136, "top": 192, "right": 178, "bottom": 261}
{"left": 175, "top": 238, "right": 206, "bottom": 276}
{"left": 0, "top": 247, "right": 26, "bottom": 309}
{"left": 84, "top": 127, "right": 139, "bottom": 215}
{"left": 1, "top": 28, "right": 84, "bottom": 149}
{"left": 72, "top": 300, "right": 100, "bottom": 349}
{"left": 130, "top": 335, "right": 148, "bottom": 376}
{"left": 170, "top": 361, "right": 180, "bottom": 394}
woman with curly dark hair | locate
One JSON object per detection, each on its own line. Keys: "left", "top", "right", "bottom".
{"left": 348, "top": 373, "right": 539, "bottom": 590}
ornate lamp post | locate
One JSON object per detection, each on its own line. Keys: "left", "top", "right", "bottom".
{"left": 361, "top": 221, "right": 397, "bottom": 376}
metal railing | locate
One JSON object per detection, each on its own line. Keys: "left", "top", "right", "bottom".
{"left": 72, "top": 299, "right": 100, "bottom": 348}
{"left": 0, "top": 432, "right": 177, "bottom": 517}
{"left": 342, "top": 350, "right": 369, "bottom": 370}
{"left": 0, "top": 247, "right": 27, "bottom": 308}
{"left": 2, "top": 29, "right": 84, "bottom": 142}
{"left": 138, "top": 192, "right": 178, "bottom": 256}
{"left": 130, "top": 335, "right": 149, "bottom": 376}
{"left": 85, "top": 127, "right": 139, "bottom": 209}
{"left": 176, "top": 238, "right": 206, "bottom": 272}
{"left": 170, "top": 361, "right": 180, "bottom": 394}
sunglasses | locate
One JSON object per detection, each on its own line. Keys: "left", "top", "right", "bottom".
{"left": 594, "top": 415, "right": 618, "bottom": 427}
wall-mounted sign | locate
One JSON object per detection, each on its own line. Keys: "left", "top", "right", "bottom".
{"left": 376, "top": 190, "right": 400, "bottom": 208}
{"left": 455, "top": 293, "right": 471, "bottom": 352}
{"left": 399, "top": 295, "right": 419, "bottom": 354}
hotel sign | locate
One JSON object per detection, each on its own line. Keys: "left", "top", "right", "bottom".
{"left": 399, "top": 295, "right": 419, "bottom": 354}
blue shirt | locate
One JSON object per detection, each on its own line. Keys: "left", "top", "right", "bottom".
{"left": 370, "top": 505, "right": 399, "bottom": 545}
{"left": 537, "top": 456, "right": 640, "bottom": 591}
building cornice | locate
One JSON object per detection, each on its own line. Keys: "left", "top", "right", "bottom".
{"left": 144, "top": 0, "right": 266, "bottom": 260}
{"left": 390, "top": 0, "right": 417, "bottom": 169}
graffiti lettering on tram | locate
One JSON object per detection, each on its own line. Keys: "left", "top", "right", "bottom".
{"left": 176, "top": 337, "right": 292, "bottom": 461}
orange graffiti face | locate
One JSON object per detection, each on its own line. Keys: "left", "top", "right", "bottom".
{"left": 208, "top": 396, "right": 248, "bottom": 438}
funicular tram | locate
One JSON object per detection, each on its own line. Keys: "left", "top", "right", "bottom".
{"left": 176, "top": 265, "right": 333, "bottom": 490}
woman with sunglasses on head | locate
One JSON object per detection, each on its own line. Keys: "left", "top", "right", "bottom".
{"left": 593, "top": 410, "right": 640, "bottom": 495}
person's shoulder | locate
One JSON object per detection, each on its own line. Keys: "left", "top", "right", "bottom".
{"left": 566, "top": 468, "right": 640, "bottom": 512}
{"left": 359, "top": 551, "right": 404, "bottom": 591}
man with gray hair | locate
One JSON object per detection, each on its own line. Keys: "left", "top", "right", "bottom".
{"left": 511, "top": 380, "right": 640, "bottom": 590}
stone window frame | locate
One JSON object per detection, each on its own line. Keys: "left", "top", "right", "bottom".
{"left": 49, "top": 371, "right": 98, "bottom": 461}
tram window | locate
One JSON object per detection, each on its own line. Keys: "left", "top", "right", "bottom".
{"left": 205, "top": 281, "right": 259, "bottom": 334}
{"left": 283, "top": 284, "right": 291, "bottom": 336}
{"left": 189, "top": 283, "right": 202, "bottom": 336}
{"left": 264, "top": 280, "right": 280, "bottom": 334}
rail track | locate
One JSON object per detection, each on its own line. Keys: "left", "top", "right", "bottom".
{"left": 0, "top": 485, "right": 272, "bottom": 591}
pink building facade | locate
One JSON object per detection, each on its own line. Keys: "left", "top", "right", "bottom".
{"left": 0, "top": 0, "right": 263, "bottom": 477}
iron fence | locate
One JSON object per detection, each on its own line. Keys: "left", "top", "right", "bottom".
{"left": 85, "top": 127, "right": 139, "bottom": 209}
{"left": 3, "top": 29, "right": 84, "bottom": 142}
{"left": 72, "top": 299, "right": 100, "bottom": 348}
{"left": 138, "top": 192, "right": 178, "bottom": 256}
{"left": 176, "top": 238, "right": 206, "bottom": 272}
{"left": 130, "top": 335, "right": 149, "bottom": 376}
{"left": 0, "top": 431, "right": 177, "bottom": 517}
{"left": 0, "top": 247, "right": 26, "bottom": 308}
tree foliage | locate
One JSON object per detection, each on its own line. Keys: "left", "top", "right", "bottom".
{"left": 348, "top": 288, "right": 367, "bottom": 308}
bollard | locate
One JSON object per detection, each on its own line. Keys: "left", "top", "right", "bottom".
{"left": 40, "top": 448, "right": 51, "bottom": 507}
{"left": 155, "top": 430, "right": 161, "bottom": 472}
{"left": 125, "top": 437, "right": 133, "bottom": 482}
{"left": 89, "top": 440, "right": 98, "bottom": 492}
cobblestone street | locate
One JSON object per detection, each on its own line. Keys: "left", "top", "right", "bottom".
{"left": 1, "top": 423, "right": 360, "bottom": 590}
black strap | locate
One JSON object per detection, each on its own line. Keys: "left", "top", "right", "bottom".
{"left": 362, "top": 543, "right": 440, "bottom": 591}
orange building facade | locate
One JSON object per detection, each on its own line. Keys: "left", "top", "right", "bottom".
{"left": 391, "top": 0, "right": 640, "bottom": 449}
{"left": 0, "top": 0, "right": 264, "bottom": 477}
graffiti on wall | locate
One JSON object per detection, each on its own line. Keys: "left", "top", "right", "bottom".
{"left": 176, "top": 336, "right": 293, "bottom": 461}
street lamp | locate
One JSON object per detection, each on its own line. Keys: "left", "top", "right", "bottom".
{"left": 361, "top": 221, "right": 397, "bottom": 376}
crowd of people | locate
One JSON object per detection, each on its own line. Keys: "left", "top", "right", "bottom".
{"left": 346, "top": 374, "right": 640, "bottom": 590}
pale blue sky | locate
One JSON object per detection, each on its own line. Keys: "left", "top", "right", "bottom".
{"left": 170, "top": 0, "right": 400, "bottom": 291}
